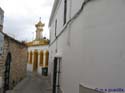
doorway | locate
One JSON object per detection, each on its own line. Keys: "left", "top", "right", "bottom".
{"left": 33, "top": 50, "right": 38, "bottom": 71}
{"left": 4, "top": 52, "right": 11, "bottom": 93}
{"left": 53, "top": 57, "right": 62, "bottom": 93}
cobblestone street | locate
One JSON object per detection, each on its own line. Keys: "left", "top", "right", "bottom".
{"left": 7, "top": 72, "right": 52, "bottom": 93}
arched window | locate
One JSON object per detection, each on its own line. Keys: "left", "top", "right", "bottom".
{"left": 45, "top": 50, "right": 49, "bottom": 67}
{"left": 39, "top": 50, "right": 44, "bottom": 66}
{"left": 29, "top": 51, "right": 32, "bottom": 64}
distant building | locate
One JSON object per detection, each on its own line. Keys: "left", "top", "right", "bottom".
{"left": 0, "top": 7, "right": 27, "bottom": 92}
{"left": 48, "top": 0, "right": 125, "bottom": 93}
{"left": 0, "top": 7, "right": 4, "bottom": 57}
{"left": 0, "top": 7, "right": 4, "bottom": 32}
{"left": 26, "top": 19, "right": 49, "bottom": 75}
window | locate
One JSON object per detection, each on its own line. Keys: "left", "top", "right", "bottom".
{"left": 64, "top": 0, "right": 67, "bottom": 25}
{"left": 55, "top": 19, "right": 57, "bottom": 37}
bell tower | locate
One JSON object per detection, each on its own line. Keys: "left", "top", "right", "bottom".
{"left": 35, "top": 18, "right": 45, "bottom": 40}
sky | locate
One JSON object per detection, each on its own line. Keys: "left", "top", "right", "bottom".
{"left": 0, "top": 0, "right": 54, "bottom": 42}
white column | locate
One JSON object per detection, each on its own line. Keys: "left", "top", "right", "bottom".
{"left": 27, "top": 51, "right": 30, "bottom": 64}
{"left": 32, "top": 51, "right": 34, "bottom": 72}
{"left": 38, "top": 51, "right": 40, "bottom": 67}
{"left": 43, "top": 51, "right": 46, "bottom": 67}
{"left": 37, "top": 51, "right": 40, "bottom": 74}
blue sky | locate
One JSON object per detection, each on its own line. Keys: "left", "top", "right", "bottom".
{"left": 0, "top": 0, "right": 54, "bottom": 42}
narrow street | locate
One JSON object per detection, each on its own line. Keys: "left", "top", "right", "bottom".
{"left": 7, "top": 72, "right": 52, "bottom": 93}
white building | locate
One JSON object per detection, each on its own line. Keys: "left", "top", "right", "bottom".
{"left": 48, "top": 0, "right": 125, "bottom": 93}
{"left": 26, "top": 20, "right": 49, "bottom": 75}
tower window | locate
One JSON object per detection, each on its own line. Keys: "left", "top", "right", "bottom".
{"left": 64, "top": 0, "right": 67, "bottom": 25}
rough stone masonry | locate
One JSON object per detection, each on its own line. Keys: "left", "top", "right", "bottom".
{"left": 0, "top": 32, "right": 27, "bottom": 91}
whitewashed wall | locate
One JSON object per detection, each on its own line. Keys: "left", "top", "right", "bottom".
{"left": 49, "top": 0, "right": 125, "bottom": 93}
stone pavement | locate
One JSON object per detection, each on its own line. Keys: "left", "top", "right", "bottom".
{"left": 7, "top": 72, "right": 52, "bottom": 93}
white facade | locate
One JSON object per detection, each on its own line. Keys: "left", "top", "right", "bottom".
{"left": 27, "top": 45, "right": 48, "bottom": 74}
{"left": 49, "top": 0, "right": 125, "bottom": 93}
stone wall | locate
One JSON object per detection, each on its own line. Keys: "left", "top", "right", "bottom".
{"left": 2, "top": 34, "right": 27, "bottom": 89}
{"left": 0, "top": 52, "right": 4, "bottom": 78}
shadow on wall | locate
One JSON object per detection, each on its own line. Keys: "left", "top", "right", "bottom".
{"left": 79, "top": 84, "right": 103, "bottom": 93}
